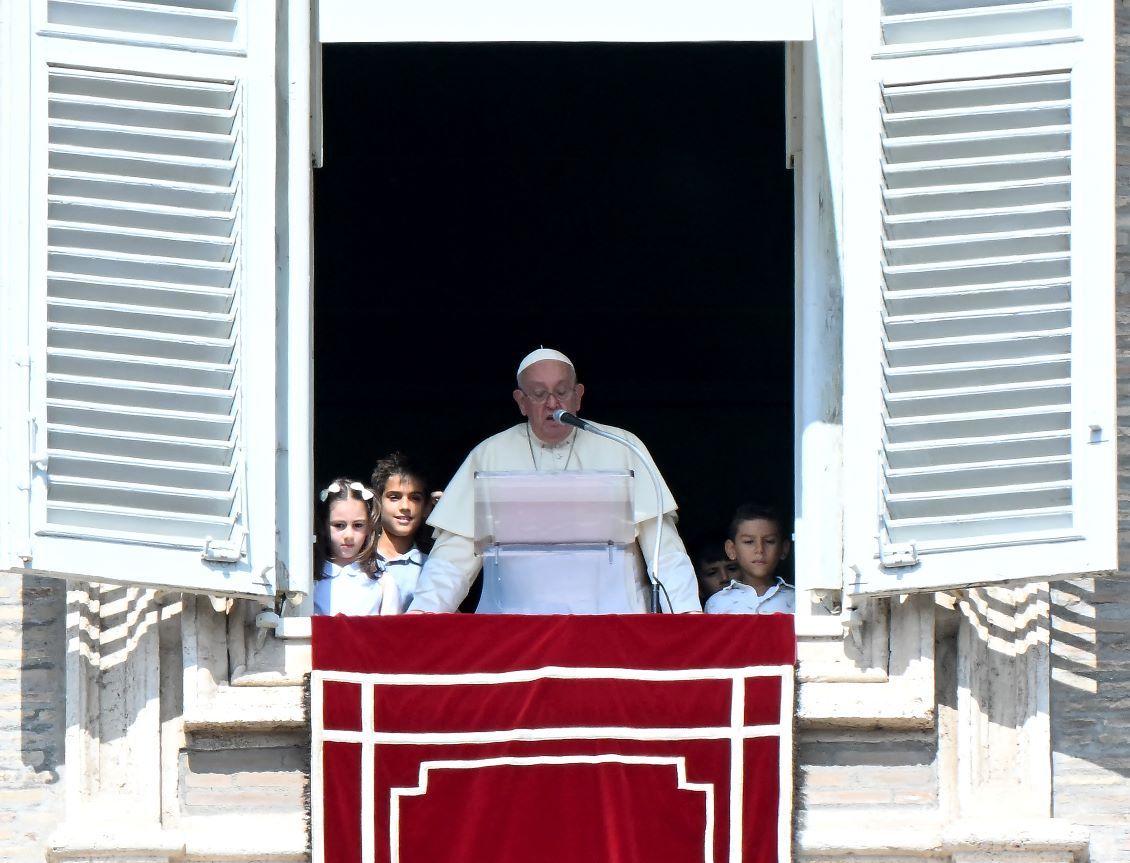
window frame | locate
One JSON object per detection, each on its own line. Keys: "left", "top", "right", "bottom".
{"left": 6, "top": 0, "right": 1115, "bottom": 612}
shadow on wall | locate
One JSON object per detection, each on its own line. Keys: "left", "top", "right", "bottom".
{"left": 0, "top": 573, "right": 69, "bottom": 862}
{"left": 20, "top": 575, "right": 66, "bottom": 784}
{"left": 1050, "top": 576, "right": 1130, "bottom": 789}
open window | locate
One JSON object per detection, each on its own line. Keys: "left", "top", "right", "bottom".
{"left": 2, "top": 0, "right": 1117, "bottom": 611}
{"left": 841, "top": 0, "right": 1117, "bottom": 595}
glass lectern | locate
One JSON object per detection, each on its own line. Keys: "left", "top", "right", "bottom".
{"left": 473, "top": 470, "right": 647, "bottom": 613}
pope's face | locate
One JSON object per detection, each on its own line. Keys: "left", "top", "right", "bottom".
{"left": 513, "top": 360, "right": 585, "bottom": 445}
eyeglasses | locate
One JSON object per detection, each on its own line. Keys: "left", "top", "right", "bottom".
{"left": 320, "top": 481, "right": 374, "bottom": 502}
{"left": 521, "top": 386, "right": 576, "bottom": 404}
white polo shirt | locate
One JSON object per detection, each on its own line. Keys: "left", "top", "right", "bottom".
{"left": 376, "top": 546, "right": 426, "bottom": 614}
{"left": 703, "top": 577, "right": 795, "bottom": 615}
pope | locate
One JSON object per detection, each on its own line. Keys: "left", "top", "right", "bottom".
{"left": 408, "top": 348, "right": 702, "bottom": 613}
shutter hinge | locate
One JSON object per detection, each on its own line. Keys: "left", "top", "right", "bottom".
{"left": 879, "top": 541, "right": 918, "bottom": 568}
{"left": 202, "top": 528, "right": 246, "bottom": 563}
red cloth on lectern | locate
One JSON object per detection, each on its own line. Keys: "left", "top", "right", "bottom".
{"left": 313, "top": 614, "right": 795, "bottom": 863}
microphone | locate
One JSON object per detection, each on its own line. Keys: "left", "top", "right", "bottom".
{"left": 550, "top": 408, "right": 667, "bottom": 614}
{"left": 552, "top": 409, "right": 593, "bottom": 431}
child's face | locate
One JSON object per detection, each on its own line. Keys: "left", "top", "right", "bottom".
{"left": 327, "top": 497, "right": 370, "bottom": 565}
{"left": 379, "top": 475, "right": 428, "bottom": 540}
{"left": 697, "top": 558, "right": 741, "bottom": 598}
{"left": 725, "top": 518, "right": 790, "bottom": 584}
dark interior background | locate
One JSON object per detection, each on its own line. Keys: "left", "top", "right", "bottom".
{"left": 314, "top": 42, "right": 794, "bottom": 560}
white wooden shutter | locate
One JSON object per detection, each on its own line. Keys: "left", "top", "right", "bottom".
{"left": 0, "top": 1, "right": 289, "bottom": 598}
{"left": 842, "top": 0, "right": 1116, "bottom": 595}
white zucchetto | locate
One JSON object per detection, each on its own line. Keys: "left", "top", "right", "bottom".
{"left": 516, "top": 348, "right": 574, "bottom": 383}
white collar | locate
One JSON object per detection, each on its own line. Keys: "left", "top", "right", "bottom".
{"left": 529, "top": 426, "right": 577, "bottom": 450}
{"left": 376, "top": 546, "right": 423, "bottom": 568}
{"left": 723, "top": 576, "right": 788, "bottom": 595}
{"left": 322, "top": 560, "right": 366, "bottom": 579}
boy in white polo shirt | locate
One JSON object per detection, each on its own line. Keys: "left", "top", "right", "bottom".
{"left": 704, "top": 503, "right": 795, "bottom": 615}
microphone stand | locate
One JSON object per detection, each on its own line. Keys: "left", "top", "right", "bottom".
{"left": 552, "top": 410, "right": 665, "bottom": 613}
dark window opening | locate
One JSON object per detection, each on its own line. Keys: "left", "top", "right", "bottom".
{"left": 314, "top": 42, "right": 794, "bottom": 559}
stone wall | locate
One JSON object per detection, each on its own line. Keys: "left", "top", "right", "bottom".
{"left": 799, "top": 728, "right": 938, "bottom": 812}
{"left": 1051, "top": 578, "right": 1130, "bottom": 863}
{"left": 0, "top": 574, "right": 65, "bottom": 863}
{"left": 1043, "top": 5, "right": 1130, "bottom": 863}
{"left": 181, "top": 730, "right": 308, "bottom": 816}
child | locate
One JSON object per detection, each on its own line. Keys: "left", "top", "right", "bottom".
{"left": 704, "top": 503, "right": 795, "bottom": 614}
{"left": 694, "top": 538, "right": 741, "bottom": 605}
{"left": 370, "top": 452, "right": 432, "bottom": 612}
{"left": 313, "top": 478, "right": 400, "bottom": 616}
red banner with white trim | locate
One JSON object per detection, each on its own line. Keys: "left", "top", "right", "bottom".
{"left": 312, "top": 615, "right": 796, "bottom": 863}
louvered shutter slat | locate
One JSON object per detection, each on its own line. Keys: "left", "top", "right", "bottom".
{"left": 49, "top": 451, "right": 234, "bottom": 490}
{"left": 884, "top": 283, "right": 1071, "bottom": 315}
{"left": 48, "top": 300, "right": 235, "bottom": 339}
{"left": 886, "top": 209, "right": 1069, "bottom": 242}
{"left": 49, "top": 149, "right": 237, "bottom": 188}
{"left": 885, "top": 380, "right": 1070, "bottom": 416}
{"left": 884, "top": 508, "right": 1073, "bottom": 541}
{"left": 50, "top": 68, "right": 236, "bottom": 105}
{"left": 48, "top": 258, "right": 235, "bottom": 290}
{"left": 884, "top": 331, "right": 1070, "bottom": 367}
{"left": 51, "top": 99, "right": 237, "bottom": 135}
{"left": 887, "top": 480, "right": 1070, "bottom": 515}
{"left": 885, "top": 132, "right": 1071, "bottom": 164}
{"left": 885, "top": 306, "right": 1069, "bottom": 339}
{"left": 48, "top": 377, "right": 235, "bottom": 415}
{"left": 47, "top": 324, "right": 236, "bottom": 364}
{"left": 47, "top": 0, "right": 239, "bottom": 45}
{"left": 886, "top": 454, "right": 1071, "bottom": 491}
{"left": 884, "top": 431, "right": 1071, "bottom": 468}
{"left": 880, "top": 0, "right": 1072, "bottom": 47}
{"left": 47, "top": 349, "right": 234, "bottom": 389}
{"left": 888, "top": 358, "right": 1070, "bottom": 392}
{"left": 885, "top": 180, "right": 1070, "bottom": 214}
{"left": 50, "top": 427, "right": 234, "bottom": 465}
{"left": 51, "top": 227, "right": 235, "bottom": 262}
{"left": 886, "top": 230, "right": 1070, "bottom": 265}
{"left": 50, "top": 123, "right": 237, "bottom": 161}
{"left": 49, "top": 200, "right": 236, "bottom": 236}
{"left": 48, "top": 273, "right": 234, "bottom": 310}
{"left": 45, "top": 502, "right": 235, "bottom": 540}
{"left": 49, "top": 175, "right": 236, "bottom": 210}
{"left": 50, "top": 474, "right": 234, "bottom": 513}
{"left": 884, "top": 406, "right": 1070, "bottom": 446}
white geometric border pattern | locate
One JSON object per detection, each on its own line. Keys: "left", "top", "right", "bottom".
{"left": 389, "top": 755, "right": 716, "bottom": 863}
{"left": 311, "top": 665, "right": 795, "bottom": 863}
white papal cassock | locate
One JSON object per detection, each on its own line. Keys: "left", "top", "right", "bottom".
{"left": 410, "top": 422, "right": 702, "bottom": 613}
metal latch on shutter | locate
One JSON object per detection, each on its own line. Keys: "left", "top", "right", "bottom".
{"left": 879, "top": 540, "right": 918, "bottom": 568}
{"left": 202, "top": 528, "right": 246, "bottom": 563}
{"left": 28, "top": 414, "right": 48, "bottom": 473}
